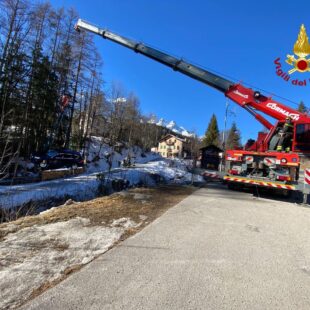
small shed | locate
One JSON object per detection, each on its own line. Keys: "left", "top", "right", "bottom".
{"left": 200, "top": 145, "right": 223, "bottom": 170}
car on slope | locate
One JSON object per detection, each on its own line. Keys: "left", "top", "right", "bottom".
{"left": 31, "top": 149, "right": 84, "bottom": 170}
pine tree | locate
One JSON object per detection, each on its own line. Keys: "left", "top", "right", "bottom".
{"left": 202, "top": 114, "right": 219, "bottom": 147}
{"left": 226, "top": 122, "right": 241, "bottom": 150}
{"left": 298, "top": 101, "right": 307, "bottom": 113}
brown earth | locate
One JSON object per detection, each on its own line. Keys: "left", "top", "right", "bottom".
{"left": 0, "top": 185, "right": 197, "bottom": 309}
{"left": 0, "top": 185, "right": 197, "bottom": 242}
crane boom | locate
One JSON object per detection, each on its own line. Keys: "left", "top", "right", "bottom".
{"left": 75, "top": 19, "right": 232, "bottom": 93}
{"left": 74, "top": 19, "right": 310, "bottom": 192}
{"left": 75, "top": 19, "right": 310, "bottom": 133}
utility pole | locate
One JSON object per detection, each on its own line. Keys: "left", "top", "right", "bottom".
{"left": 220, "top": 99, "right": 229, "bottom": 171}
{"left": 222, "top": 99, "right": 229, "bottom": 151}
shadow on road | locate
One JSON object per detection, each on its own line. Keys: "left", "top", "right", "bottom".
{"left": 200, "top": 181, "right": 307, "bottom": 205}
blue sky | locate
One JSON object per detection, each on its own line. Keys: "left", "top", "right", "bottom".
{"left": 50, "top": 0, "right": 310, "bottom": 142}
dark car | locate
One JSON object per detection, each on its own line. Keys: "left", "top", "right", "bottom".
{"left": 31, "top": 149, "right": 84, "bottom": 170}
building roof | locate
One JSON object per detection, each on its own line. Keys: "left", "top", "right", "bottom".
{"left": 159, "top": 134, "right": 187, "bottom": 143}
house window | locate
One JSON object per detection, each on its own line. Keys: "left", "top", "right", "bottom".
{"left": 177, "top": 146, "right": 180, "bottom": 150}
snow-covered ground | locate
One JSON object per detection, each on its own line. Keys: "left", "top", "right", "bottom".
{"left": 134, "top": 159, "right": 198, "bottom": 183}
{"left": 0, "top": 158, "right": 203, "bottom": 210}
{"left": 0, "top": 137, "right": 156, "bottom": 209}
{"left": 0, "top": 173, "right": 100, "bottom": 210}
{"left": 85, "top": 136, "right": 159, "bottom": 173}
{"left": 0, "top": 217, "right": 139, "bottom": 309}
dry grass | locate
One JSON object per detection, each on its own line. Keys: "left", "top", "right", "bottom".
{"left": 1, "top": 185, "right": 197, "bottom": 309}
{"left": 0, "top": 185, "right": 197, "bottom": 241}
{"left": 29, "top": 264, "right": 83, "bottom": 300}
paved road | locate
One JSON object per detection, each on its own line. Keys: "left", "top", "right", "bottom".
{"left": 23, "top": 184, "right": 310, "bottom": 310}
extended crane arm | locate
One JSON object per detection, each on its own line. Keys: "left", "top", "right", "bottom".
{"left": 75, "top": 19, "right": 232, "bottom": 93}
{"left": 75, "top": 19, "right": 309, "bottom": 129}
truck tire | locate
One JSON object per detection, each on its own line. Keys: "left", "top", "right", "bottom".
{"left": 228, "top": 182, "right": 238, "bottom": 190}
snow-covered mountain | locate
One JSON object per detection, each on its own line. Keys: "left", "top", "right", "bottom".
{"left": 150, "top": 118, "right": 193, "bottom": 137}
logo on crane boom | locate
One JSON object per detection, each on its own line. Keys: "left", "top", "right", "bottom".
{"left": 266, "top": 103, "right": 300, "bottom": 120}
{"left": 232, "top": 90, "right": 249, "bottom": 99}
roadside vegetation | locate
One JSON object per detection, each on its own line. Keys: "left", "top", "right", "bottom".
{"left": 0, "top": 185, "right": 196, "bottom": 310}
{"left": 0, "top": 0, "right": 201, "bottom": 181}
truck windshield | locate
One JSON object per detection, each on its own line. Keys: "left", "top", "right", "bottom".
{"left": 294, "top": 123, "right": 310, "bottom": 152}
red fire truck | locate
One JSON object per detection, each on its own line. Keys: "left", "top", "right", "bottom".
{"left": 75, "top": 19, "right": 310, "bottom": 197}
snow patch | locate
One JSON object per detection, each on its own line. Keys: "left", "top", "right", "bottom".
{"left": 0, "top": 159, "right": 203, "bottom": 210}
{"left": 0, "top": 217, "right": 137, "bottom": 309}
{"left": 0, "top": 158, "right": 203, "bottom": 210}
{"left": 139, "top": 215, "right": 148, "bottom": 221}
{"left": 85, "top": 136, "right": 159, "bottom": 174}
{"left": 110, "top": 217, "right": 138, "bottom": 228}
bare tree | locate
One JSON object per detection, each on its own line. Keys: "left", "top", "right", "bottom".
{"left": 0, "top": 0, "right": 30, "bottom": 178}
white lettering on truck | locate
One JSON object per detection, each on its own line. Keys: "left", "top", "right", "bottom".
{"left": 266, "top": 103, "right": 300, "bottom": 120}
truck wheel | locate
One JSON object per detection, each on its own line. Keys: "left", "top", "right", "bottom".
{"left": 227, "top": 182, "right": 237, "bottom": 190}
{"left": 281, "top": 189, "right": 292, "bottom": 198}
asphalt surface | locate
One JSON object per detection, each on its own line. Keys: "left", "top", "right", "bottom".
{"left": 23, "top": 184, "right": 310, "bottom": 310}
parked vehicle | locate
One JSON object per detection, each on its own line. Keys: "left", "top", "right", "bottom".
{"left": 31, "top": 149, "right": 84, "bottom": 170}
